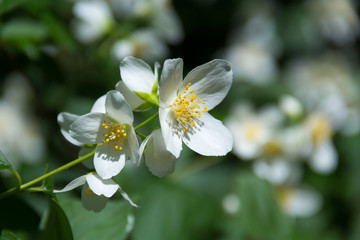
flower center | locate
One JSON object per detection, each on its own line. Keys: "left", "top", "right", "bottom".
{"left": 244, "top": 122, "right": 261, "bottom": 141}
{"left": 169, "top": 83, "right": 208, "bottom": 132}
{"left": 85, "top": 187, "right": 96, "bottom": 198}
{"left": 308, "top": 115, "right": 332, "bottom": 146}
{"left": 100, "top": 120, "right": 127, "bottom": 151}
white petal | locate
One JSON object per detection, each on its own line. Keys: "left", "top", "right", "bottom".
{"left": 145, "top": 129, "right": 177, "bottom": 177}
{"left": 118, "top": 186, "right": 138, "bottom": 208}
{"left": 86, "top": 173, "right": 119, "bottom": 197}
{"left": 115, "top": 81, "right": 145, "bottom": 110}
{"left": 90, "top": 94, "right": 106, "bottom": 113}
{"left": 81, "top": 183, "right": 108, "bottom": 212}
{"left": 126, "top": 126, "right": 140, "bottom": 165}
{"left": 79, "top": 147, "right": 95, "bottom": 169}
{"left": 105, "top": 90, "right": 133, "bottom": 124}
{"left": 70, "top": 112, "right": 106, "bottom": 144}
{"left": 182, "top": 113, "right": 233, "bottom": 156}
{"left": 53, "top": 175, "right": 86, "bottom": 193}
{"left": 181, "top": 59, "right": 232, "bottom": 110}
{"left": 94, "top": 144, "right": 126, "bottom": 179}
{"left": 159, "top": 108, "right": 182, "bottom": 158}
{"left": 120, "top": 56, "right": 155, "bottom": 93}
{"left": 159, "top": 58, "right": 183, "bottom": 107}
{"left": 58, "top": 112, "right": 83, "bottom": 146}
{"left": 310, "top": 141, "right": 338, "bottom": 174}
{"left": 139, "top": 134, "right": 152, "bottom": 160}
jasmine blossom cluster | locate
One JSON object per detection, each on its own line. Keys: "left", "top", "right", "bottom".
{"left": 56, "top": 56, "right": 233, "bottom": 211}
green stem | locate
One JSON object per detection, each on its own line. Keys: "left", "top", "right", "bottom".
{"left": 9, "top": 168, "right": 22, "bottom": 188}
{"left": 136, "top": 131, "right": 147, "bottom": 139}
{"left": 134, "top": 112, "right": 159, "bottom": 130}
{"left": 0, "top": 149, "right": 96, "bottom": 200}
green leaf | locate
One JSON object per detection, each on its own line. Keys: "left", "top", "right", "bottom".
{"left": 134, "top": 102, "right": 153, "bottom": 111}
{"left": 234, "top": 173, "right": 293, "bottom": 240}
{"left": 58, "top": 195, "right": 132, "bottom": 240}
{"left": 151, "top": 80, "right": 158, "bottom": 96}
{"left": 0, "top": 151, "right": 13, "bottom": 171}
{"left": 42, "top": 165, "right": 54, "bottom": 195}
{"left": 40, "top": 197, "right": 73, "bottom": 240}
{"left": 0, "top": 229, "right": 20, "bottom": 240}
{"left": 0, "top": 0, "right": 25, "bottom": 15}
{"left": 134, "top": 91, "right": 159, "bottom": 107}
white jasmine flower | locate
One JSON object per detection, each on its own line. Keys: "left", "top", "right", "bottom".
{"left": 69, "top": 91, "right": 139, "bottom": 179}
{"left": 139, "top": 128, "right": 177, "bottom": 177}
{"left": 58, "top": 95, "right": 107, "bottom": 169}
{"left": 118, "top": 56, "right": 160, "bottom": 107}
{"left": 158, "top": 59, "right": 233, "bottom": 157}
{"left": 54, "top": 173, "right": 138, "bottom": 212}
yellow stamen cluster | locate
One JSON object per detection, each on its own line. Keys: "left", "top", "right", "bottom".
{"left": 100, "top": 120, "right": 127, "bottom": 151}
{"left": 169, "top": 83, "right": 208, "bottom": 132}
{"left": 85, "top": 187, "right": 96, "bottom": 198}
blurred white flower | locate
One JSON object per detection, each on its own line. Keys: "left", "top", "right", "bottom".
{"left": 0, "top": 73, "right": 45, "bottom": 169}
{"left": 126, "top": 0, "right": 184, "bottom": 44}
{"left": 226, "top": 102, "right": 284, "bottom": 160}
{"left": 279, "top": 95, "right": 303, "bottom": 120}
{"left": 308, "top": 0, "right": 359, "bottom": 45}
{"left": 222, "top": 193, "right": 240, "bottom": 215}
{"left": 277, "top": 185, "right": 323, "bottom": 218}
{"left": 158, "top": 58, "right": 233, "bottom": 158}
{"left": 111, "top": 30, "right": 169, "bottom": 62}
{"left": 253, "top": 159, "right": 301, "bottom": 185}
{"left": 222, "top": 15, "right": 279, "bottom": 85}
{"left": 54, "top": 172, "right": 138, "bottom": 212}
{"left": 72, "top": 0, "right": 115, "bottom": 43}
{"left": 305, "top": 113, "right": 338, "bottom": 174}
{"left": 286, "top": 53, "right": 360, "bottom": 134}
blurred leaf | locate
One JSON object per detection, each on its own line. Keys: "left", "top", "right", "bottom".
{"left": 0, "top": 229, "right": 20, "bottom": 240}
{"left": 58, "top": 195, "right": 132, "bottom": 240}
{"left": 0, "top": 0, "right": 25, "bottom": 15}
{"left": 39, "top": 197, "right": 73, "bottom": 240}
{"left": 0, "top": 151, "right": 13, "bottom": 171}
{"left": 1, "top": 19, "right": 47, "bottom": 43}
{"left": 39, "top": 12, "right": 76, "bottom": 49}
{"left": 234, "top": 173, "right": 293, "bottom": 240}
{"left": 132, "top": 179, "right": 219, "bottom": 240}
